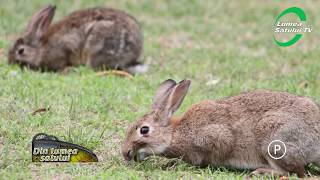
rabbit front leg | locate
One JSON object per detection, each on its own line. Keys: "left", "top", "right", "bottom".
{"left": 190, "top": 124, "right": 234, "bottom": 166}
{"left": 58, "top": 66, "right": 76, "bottom": 74}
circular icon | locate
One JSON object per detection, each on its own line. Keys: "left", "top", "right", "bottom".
{"left": 267, "top": 140, "right": 286, "bottom": 160}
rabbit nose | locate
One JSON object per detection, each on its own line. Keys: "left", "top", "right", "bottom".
{"left": 124, "top": 149, "right": 133, "bottom": 161}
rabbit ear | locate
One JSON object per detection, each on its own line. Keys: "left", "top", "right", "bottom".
{"left": 155, "top": 79, "right": 191, "bottom": 126}
{"left": 152, "top": 79, "right": 177, "bottom": 110}
{"left": 25, "top": 5, "right": 56, "bottom": 39}
{"left": 165, "top": 79, "right": 191, "bottom": 117}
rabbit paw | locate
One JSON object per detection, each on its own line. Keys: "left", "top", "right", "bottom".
{"left": 59, "top": 67, "right": 76, "bottom": 75}
{"left": 251, "top": 168, "right": 288, "bottom": 178}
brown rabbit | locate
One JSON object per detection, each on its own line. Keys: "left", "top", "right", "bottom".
{"left": 8, "top": 5, "right": 145, "bottom": 74}
{"left": 122, "top": 79, "right": 320, "bottom": 178}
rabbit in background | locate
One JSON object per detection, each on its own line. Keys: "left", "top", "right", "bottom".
{"left": 122, "top": 79, "right": 320, "bottom": 178}
{"left": 8, "top": 5, "right": 146, "bottom": 74}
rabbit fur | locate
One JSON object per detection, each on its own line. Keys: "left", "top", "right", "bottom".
{"left": 8, "top": 5, "right": 144, "bottom": 74}
{"left": 122, "top": 79, "right": 320, "bottom": 178}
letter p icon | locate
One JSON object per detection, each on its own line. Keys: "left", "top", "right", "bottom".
{"left": 268, "top": 140, "right": 287, "bottom": 160}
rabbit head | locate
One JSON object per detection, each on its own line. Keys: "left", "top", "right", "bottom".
{"left": 122, "top": 79, "right": 191, "bottom": 161}
{"left": 8, "top": 5, "right": 56, "bottom": 67}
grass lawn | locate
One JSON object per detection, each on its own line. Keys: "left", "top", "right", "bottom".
{"left": 1, "top": 0, "right": 320, "bottom": 179}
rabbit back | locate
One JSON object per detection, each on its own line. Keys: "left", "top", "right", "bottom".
{"left": 41, "top": 7, "right": 142, "bottom": 71}
{"left": 180, "top": 89, "right": 320, "bottom": 130}
{"left": 172, "top": 90, "right": 320, "bottom": 169}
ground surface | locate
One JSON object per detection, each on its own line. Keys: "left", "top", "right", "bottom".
{"left": 0, "top": 0, "right": 320, "bottom": 179}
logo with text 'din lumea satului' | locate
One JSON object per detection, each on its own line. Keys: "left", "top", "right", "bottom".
{"left": 32, "top": 133, "right": 98, "bottom": 162}
{"left": 274, "top": 7, "right": 312, "bottom": 47}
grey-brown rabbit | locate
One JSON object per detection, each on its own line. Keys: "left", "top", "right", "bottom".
{"left": 8, "top": 5, "right": 145, "bottom": 74}
{"left": 122, "top": 79, "right": 320, "bottom": 178}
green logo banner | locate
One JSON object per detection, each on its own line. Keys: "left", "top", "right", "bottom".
{"left": 273, "top": 7, "right": 307, "bottom": 47}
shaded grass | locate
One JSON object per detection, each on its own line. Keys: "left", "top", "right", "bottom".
{"left": 0, "top": 0, "right": 320, "bottom": 179}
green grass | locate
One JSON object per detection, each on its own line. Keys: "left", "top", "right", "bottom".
{"left": 0, "top": 0, "right": 320, "bottom": 179}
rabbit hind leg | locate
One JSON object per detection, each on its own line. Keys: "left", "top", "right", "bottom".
{"left": 262, "top": 140, "right": 306, "bottom": 178}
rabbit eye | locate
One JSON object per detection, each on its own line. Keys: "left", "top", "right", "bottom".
{"left": 140, "top": 126, "right": 149, "bottom": 135}
{"left": 17, "top": 47, "right": 25, "bottom": 55}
